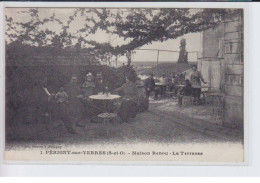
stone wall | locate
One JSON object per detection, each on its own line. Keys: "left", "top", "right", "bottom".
{"left": 198, "top": 10, "right": 244, "bottom": 129}
{"left": 222, "top": 10, "right": 244, "bottom": 129}
{"left": 198, "top": 22, "right": 225, "bottom": 93}
{"left": 202, "top": 23, "right": 225, "bottom": 58}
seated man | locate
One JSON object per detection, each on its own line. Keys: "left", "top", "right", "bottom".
{"left": 178, "top": 79, "right": 192, "bottom": 106}
{"left": 47, "top": 88, "right": 77, "bottom": 134}
{"left": 55, "top": 87, "right": 68, "bottom": 103}
{"left": 144, "top": 74, "right": 155, "bottom": 99}
{"left": 144, "top": 74, "right": 160, "bottom": 100}
{"left": 160, "top": 74, "right": 167, "bottom": 96}
{"left": 65, "top": 76, "right": 85, "bottom": 126}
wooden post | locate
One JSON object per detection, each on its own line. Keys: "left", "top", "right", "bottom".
{"left": 126, "top": 51, "right": 131, "bottom": 66}
{"left": 116, "top": 55, "right": 118, "bottom": 68}
{"left": 156, "top": 50, "right": 160, "bottom": 78}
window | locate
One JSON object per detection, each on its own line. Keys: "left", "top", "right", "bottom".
{"left": 224, "top": 42, "right": 239, "bottom": 54}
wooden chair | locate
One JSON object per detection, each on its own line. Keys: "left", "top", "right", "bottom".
{"left": 165, "top": 91, "right": 175, "bottom": 100}
{"left": 182, "top": 96, "right": 193, "bottom": 107}
{"left": 205, "top": 93, "right": 225, "bottom": 122}
{"left": 96, "top": 97, "right": 122, "bottom": 136}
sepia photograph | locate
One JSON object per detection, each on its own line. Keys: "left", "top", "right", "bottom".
{"left": 4, "top": 6, "right": 245, "bottom": 163}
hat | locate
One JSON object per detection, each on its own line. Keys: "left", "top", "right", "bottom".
{"left": 86, "top": 72, "right": 93, "bottom": 77}
{"left": 191, "top": 64, "right": 197, "bottom": 69}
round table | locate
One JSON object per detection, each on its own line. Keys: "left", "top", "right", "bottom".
{"left": 89, "top": 94, "right": 121, "bottom": 117}
{"left": 89, "top": 94, "right": 121, "bottom": 135}
{"left": 175, "top": 85, "right": 209, "bottom": 89}
{"left": 136, "top": 85, "right": 144, "bottom": 88}
{"left": 155, "top": 83, "right": 168, "bottom": 97}
{"left": 192, "top": 85, "right": 210, "bottom": 89}
{"left": 89, "top": 94, "right": 121, "bottom": 100}
{"left": 155, "top": 82, "right": 167, "bottom": 86}
{"left": 175, "top": 84, "right": 185, "bottom": 87}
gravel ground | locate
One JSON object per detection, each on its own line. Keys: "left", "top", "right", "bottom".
{"left": 5, "top": 98, "right": 243, "bottom": 147}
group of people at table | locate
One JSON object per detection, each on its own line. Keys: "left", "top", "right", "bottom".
{"left": 44, "top": 64, "right": 206, "bottom": 134}
{"left": 143, "top": 64, "right": 207, "bottom": 105}
{"left": 44, "top": 72, "right": 148, "bottom": 134}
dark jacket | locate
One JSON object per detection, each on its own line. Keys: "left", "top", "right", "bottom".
{"left": 180, "top": 83, "right": 192, "bottom": 96}
{"left": 65, "top": 82, "right": 81, "bottom": 100}
{"left": 144, "top": 77, "right": 155, "bottom": 91}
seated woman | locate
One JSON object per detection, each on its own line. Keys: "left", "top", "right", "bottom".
{"left": 114, "top": 74, "right": 139, "bottom": 122}
{"left": 82, "top": 72, "right": 96, "bottom": 98}
{"left": 65, "top": 75, "right": 85, "bottom": 126}
{"left": 81, "top": 73, "right": 101, "bottom": 123}
{"left": 178, "top": 79, "right": 192, "bottom": 106}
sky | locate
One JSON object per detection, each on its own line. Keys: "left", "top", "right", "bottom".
{"left": 125, "top": 33, "right": 200, "bottom": 63}
{"left": 5, "top": 8, "right": 201, "bottom": 65}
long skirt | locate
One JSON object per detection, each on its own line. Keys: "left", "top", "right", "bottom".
{"left": 118, "top": 99, "right": 138, "bottom": 122}
{"left": 192, "top": 88, "right": 201, "bottom": 99}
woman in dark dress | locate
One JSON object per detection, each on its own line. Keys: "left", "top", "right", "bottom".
{"left": 114, "top": 75, "right": 139, "bottom": 122}
{"left": 189, "top": 65, "right": 206, "bottom": 104}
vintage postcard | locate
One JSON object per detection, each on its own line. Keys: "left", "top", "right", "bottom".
{"left": 3, "top": 4, "right": 246, "bottom": 164}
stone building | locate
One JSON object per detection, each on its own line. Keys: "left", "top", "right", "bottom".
{"left": 197, "top": 10, "right": 244, "bottom": 129}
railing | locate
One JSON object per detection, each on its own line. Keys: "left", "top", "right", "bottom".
{"left": 129, "top": 48, "right": 199, "bottom": 77}
{"left": 132, "top": 48, "right": 199, "bottom": 62}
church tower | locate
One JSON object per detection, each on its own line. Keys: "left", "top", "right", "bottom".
{"left": 177, "top": 39, "right": 188, "bottom": 64}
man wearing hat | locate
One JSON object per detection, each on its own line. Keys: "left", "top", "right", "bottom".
{"left": 144, "top": 73, "right": 157, "bottom": 99}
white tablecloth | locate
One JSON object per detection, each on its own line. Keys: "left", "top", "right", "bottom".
{"left": 155, "top": 82, "right": 167, "bottom": 86}
{"left": 89, "top": 94, "right": 121, "bottom": 100}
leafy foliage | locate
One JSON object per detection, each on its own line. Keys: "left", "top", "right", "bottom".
{"left": 5, "top": 8, "right": 242, "bottom": 63}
